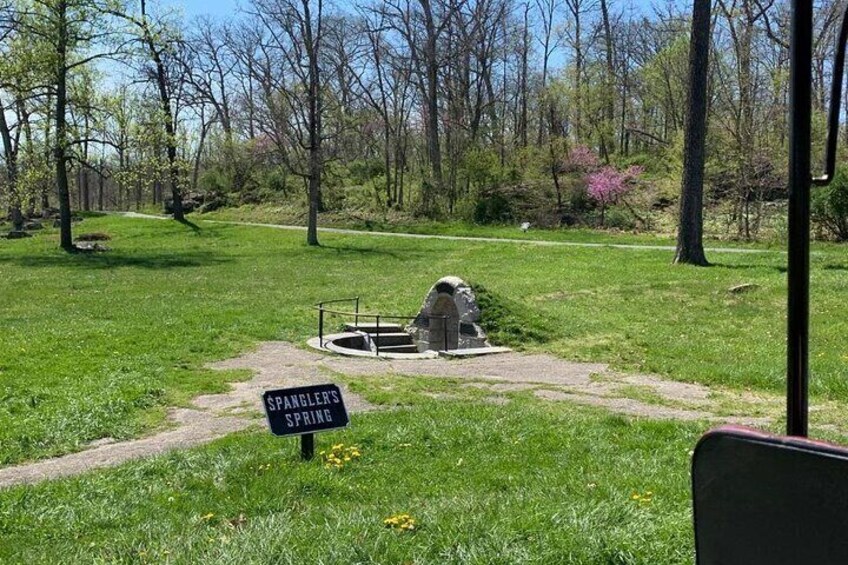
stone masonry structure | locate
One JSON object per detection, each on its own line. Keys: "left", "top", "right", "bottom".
{"left": 409, "top": 276, "right": 489, "bottom": 351}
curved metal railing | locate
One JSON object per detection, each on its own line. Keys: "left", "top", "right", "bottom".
{"left": 314, "top": 298, "right": 450, "bottom": 355}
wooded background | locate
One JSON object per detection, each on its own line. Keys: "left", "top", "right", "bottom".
{"left": 0, "top": 0, "right": 844, "bottom": 247}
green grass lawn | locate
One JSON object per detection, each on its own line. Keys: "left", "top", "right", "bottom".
{"left": 2, "top": 214, "right": 848, "bottom": 466}
{"left": 0, "top": 214, "right": 846, "bottom": 562}
{"left": 0, "top": 395, "right": 699, "bottom": 564}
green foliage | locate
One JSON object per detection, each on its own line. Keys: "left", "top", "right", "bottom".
{"left": 255, "top": 167, "right": 292, "bottom": 201}
{"left": 601, "top": 207, "right": 638, "bottom": 231}
{"left": 511, "top": 145, "right": 548, "bottom": 181}
{"left": 197, "top": 168, "right": 230, "bottom": 195}
{"left": 462, "top": 148, "right": 505, "bottom": 192}
{"left": 472, "top": 192, "right": 513, "bottom": 224}
{"left": 639, "top": 34, "right": 688, "bottom": 132}
{"left": 565, "top": 176, "right": 593, "bottom": 216}
{"left": 347, "top": 159, "right": 386, "bottom": 185}
{"left": 812, "top": 167, "right": 848, "bottom": 241}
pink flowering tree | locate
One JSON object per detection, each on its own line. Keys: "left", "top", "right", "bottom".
{"left": 586, "top": 165, "right": 644, "bottom": 226}
{"left": 562, "top": 144, "right": 599, "bottom": 173}
{"left": 548, "top": 142, "right": 600, "bottom": 220}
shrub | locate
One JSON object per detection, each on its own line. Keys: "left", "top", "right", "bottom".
{"left": 602, "top": 207, "right": 637, "bottom": 230}
{"left": 812, "top": 167, "right": 848, "bottom": 241}
{"left": 473, "top": 192, "right": 513, "bottom": 224}
{"left": 197, "top": 168, "right": 229, "bottom": 195}
{"left": 264, "top": 168, "right": 290, "bottom": 196}
{"left": 348, "top": 159, "right": 386, "bottom": 185}
{"left": 463, "top": 148, "right": 505, "bottom": 192}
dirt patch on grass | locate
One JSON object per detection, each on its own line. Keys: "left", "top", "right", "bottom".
{"left": 533, "top": 389, "right": 713, "bottom": 420}
{"left": 0, "top": 342, "right": 788, "bottom": 488}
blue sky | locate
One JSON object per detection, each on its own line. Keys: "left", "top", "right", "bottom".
{"left": 178, "top": 0, "right": 659, "bottom": 20}
{"left": 179, "top": 0, "right": 241, "bottom": 19}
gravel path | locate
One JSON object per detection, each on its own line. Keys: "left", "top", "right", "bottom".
{"left": 0, "top": 342, "right": 782, "bottom": 489}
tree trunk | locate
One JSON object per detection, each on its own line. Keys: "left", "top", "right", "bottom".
{"left": 304, "top": 0, "right": 322, "bottom": 246}
{"left": 81, "top": 119, "right": 90, "bottom": 211}
{"left": 674, "top": 0, "right": 711, "bottom": 266}
{"left": 0, "top": 96, "right": 22, "bottom": 231}
{"left": 192, "top": 118, "right": 210, "bottom": 192}
{"left": 519, "top": 3, "right": 529, "bottom": 148}
{"left": 55, "top": 0, "right": 74, "bottom": 252}
{"left": 600, "top": 0, "right": 615, "bottom": 155}
{"left": 98, "top": 161, "right": 105, "bottom": 210}
{"left": 422, "top": 0, "right": 443, "bottom": 208}
{"left": 141, "top": 0, "right": 183, "bottom": 221}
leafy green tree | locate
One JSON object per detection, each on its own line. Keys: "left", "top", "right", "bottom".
{"left": 22, "top": 0, "right": 121, "bottom": 250}
{"left": 111, "top": 0, "right": 188, "bottom": 221}
{"left": 812, "top": 167, "right": 848, "bottom": 242}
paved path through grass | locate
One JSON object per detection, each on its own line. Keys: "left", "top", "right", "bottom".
{"left": 0, "top": 343, "right": 784, "bottom": 489}
{"left": 119, "top": 212, "right": 777, "bottom": 254}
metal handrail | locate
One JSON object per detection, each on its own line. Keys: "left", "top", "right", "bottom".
{"left": 316, "top": 298, "right": 359, "bottom": 346}
{"left": 316, "top": 297, "right": 360, "bottom": 306}
{"left": 315, "top": 301, "right": 451, "bottom": 354}
{"left": 316, "top": 307, "right": 430, "bottom": 320}
{"left": 813, "top": 0, "right": 848, "bottom": 187}
{"left": 316, "top": 297, "right": 360, "bottom": 327}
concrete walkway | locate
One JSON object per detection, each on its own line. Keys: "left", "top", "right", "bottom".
{"left": 0, "top": 342, "right": 786, "bottom": 489}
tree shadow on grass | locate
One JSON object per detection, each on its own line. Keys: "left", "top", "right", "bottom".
{"left": 318, "top": 244, "right": 411, "bottom": 259}
{"left": 177, "top": 218, "right": 202, "bottom": 234}
{"left": 710, "top": 262, "right": 787, "bottom": 274}
{"left": 0, "top": 250, "right": 232, "bottom": 270}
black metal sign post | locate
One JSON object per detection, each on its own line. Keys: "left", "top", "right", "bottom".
{"left": 786, "top": 0, "right": 813, "bottom": 438}
{"left": 301, "top": 432, "right": 315, "bottom": 460}
{"left": 262, "top": 384, "right": 349, "bottom": 460}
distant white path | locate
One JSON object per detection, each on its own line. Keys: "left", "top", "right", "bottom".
{"left": 115, "top": 212, "right": 780, "bottom": 254}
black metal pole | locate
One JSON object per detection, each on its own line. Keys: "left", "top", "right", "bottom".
{"left": 301, "top": 433, "right": 314, "bottom": 460}
{"left": 355, "top": 297, "right": 360, "bottom": 326}
{"left": 787, "top": 0, "right": 812, "bottom": 437}
{"left": 319, "top": 307, "right": 325, "bottom": 348}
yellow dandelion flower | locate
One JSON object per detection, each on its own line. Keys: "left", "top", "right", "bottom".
{"left": 384, "top": 513, "right": 417, "bottom": 532}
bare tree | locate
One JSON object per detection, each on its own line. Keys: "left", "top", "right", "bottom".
{"left": 248, "top": 0, "right": 328, "bottom": 245}
{"left": 534, "top": 0, "right": 561, "bottom": 145}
